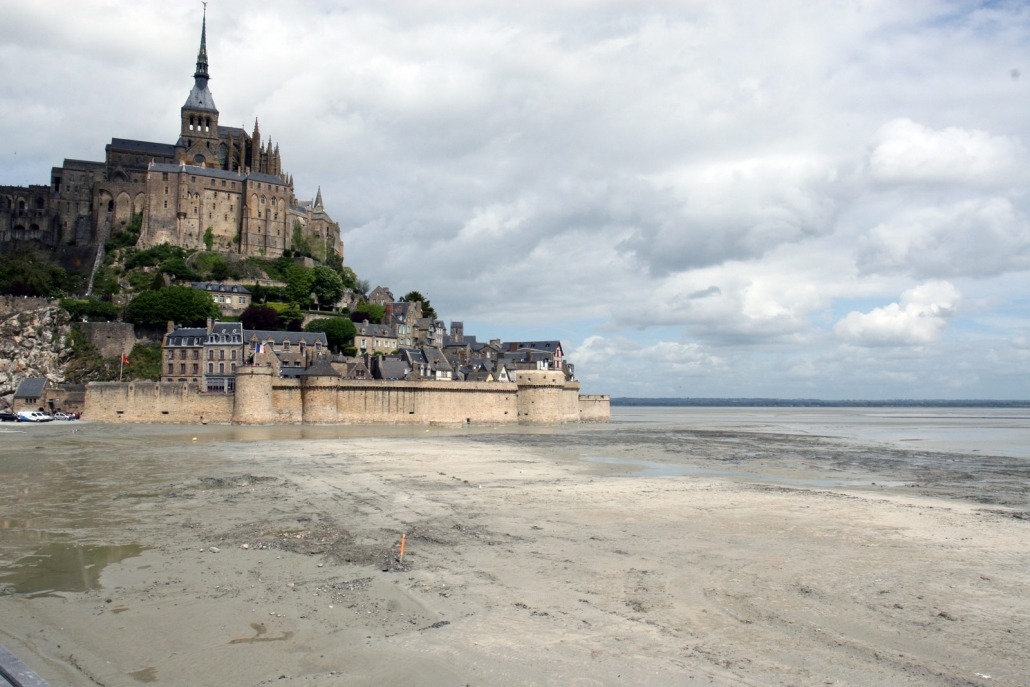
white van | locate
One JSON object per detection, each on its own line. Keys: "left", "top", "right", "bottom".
{"left": 17, "top": 411, "right": 53, "bottom": 422}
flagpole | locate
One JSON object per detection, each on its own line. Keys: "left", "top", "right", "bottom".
{"left": 119, "top": 353, "right": 124, "bottom": 382}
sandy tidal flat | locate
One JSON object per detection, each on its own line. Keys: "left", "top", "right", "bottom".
{"left": 0, "top": 421, "right": 1028, "bottom": 686}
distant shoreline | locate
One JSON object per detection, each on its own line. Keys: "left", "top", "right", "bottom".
{"left": 611, "top": 397, "right": 1030, "bottom": 408}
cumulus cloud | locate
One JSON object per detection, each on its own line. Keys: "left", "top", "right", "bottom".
{"left": 623, "top": 155, "right": 839, "bottom": 274}
{"left": 868, "top": 118, "right": 1025, "bottom": 186}
{"left": 858, "top": 198, "right": 1030, "bottom": 279}
{"left": 834, "top": 281, "right": 962, "bottom": 347}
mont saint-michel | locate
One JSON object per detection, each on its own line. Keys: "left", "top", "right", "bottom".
{"left": 0, "top": 10, "right": 609, "bottom": 424}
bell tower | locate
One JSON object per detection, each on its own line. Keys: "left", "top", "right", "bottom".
{"left": 178, "top": 4, "right": 220, "bottom": 166}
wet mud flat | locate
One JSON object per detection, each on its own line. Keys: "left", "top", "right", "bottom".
{"left": 0, "top": 423, "right": 1028, "bottom": 685}
{"left": 474, "top": 426, "right": 1030, "bottom": 511}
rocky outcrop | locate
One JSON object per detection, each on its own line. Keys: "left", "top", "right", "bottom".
{"left": 0, "top": 302, "right": 72, "bottom": 407}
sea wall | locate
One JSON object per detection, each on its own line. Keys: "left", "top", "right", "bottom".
{"left": 85, "top": 367, "right": 608, "bottom": 424}
{"left": 86, "top": 381, "right": 234, "bottom": 423}
{"left": 578, "top": 394, "right": 611, "bottom": 422}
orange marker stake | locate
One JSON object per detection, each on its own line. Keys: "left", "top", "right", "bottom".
{"left": 399, "top": 533, "right": 406, "bottom": 563}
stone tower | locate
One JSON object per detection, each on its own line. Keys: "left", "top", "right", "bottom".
{"left": 178, "top": 6, "right": 221, "bottom": 167}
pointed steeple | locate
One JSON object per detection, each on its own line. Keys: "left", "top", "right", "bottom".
{"left": 253, "top": 118, "right": 260, "bottom": 138}
{"left": 182, "top": 5, "right": 217, "bottom": 113}
{"left": 195, "top": 4, "right": 210, "bottom": 82}
{"left": 314, "top": 187, "right": 324, "bottom": 209}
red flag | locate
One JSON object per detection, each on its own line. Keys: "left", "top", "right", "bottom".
{"left": 121, "top": 353, "right": 130, "bottom": 366}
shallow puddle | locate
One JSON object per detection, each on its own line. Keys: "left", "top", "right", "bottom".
{"left": 0, "top": 542, "right": 144, "bottom": 596}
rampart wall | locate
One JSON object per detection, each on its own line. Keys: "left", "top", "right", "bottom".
{"left": 86, "top": 381, "right": 234, "bottom": 423}
{"left": 85, "top": 367, "right": 609, "bottom": 425}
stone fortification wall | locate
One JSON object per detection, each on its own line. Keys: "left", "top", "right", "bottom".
{"left": 86, "top": 382, "right": 233, "bottom": 423}
{"left": 85, "top": 367, "right": 608, "bottom": 425}
{"left": 578, "top": 395, "right": 611, "bottom": 422}
{"left": 80, "top": 322, "right": 137, "bottom": 358}
{"left": 0, "top": 296, "right": 54, "bottom": 316}
{"left": 330, "top": 380, "right": 518, "bottom": 424}
{"left": 516, "top": 370, "right": 581, "bottom": 423}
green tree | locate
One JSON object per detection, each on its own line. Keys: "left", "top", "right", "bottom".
{"left": 311, "top": 266, "right": 344, "bottom": 310}
{"left": 284, "top": 264, "right": 314, "bottom": 307}
{"left": 125, "top": 243, "right": 189, "bottom": 269}
{"left": 0, "top": 245, "right": 69, "bottom": 296}
{"left": 268, "top": 301, "right": 304, "bottom": 331}
{"left": 159, "top": 257, "right": 200, "bottom": 282}
{"left": 123, "top": 343, "right": 162, "bottom": 381}
{"left": 60, "top": 298, "right": 120, "bottom": 322}
{"left": 400, "top": 290, "right": 437, "bottom": 320}
{"left": 351, "top": 302, "right": 385, "bottom": 324}
{"left": 203, "top": 226, "right": 215, "bottom": 251}
{"left": 240, "top": 304, "right": 280, "bottom": 330}
{"left": 124, "top": 285, "right": 218, "bottom": 328}
{"left": 304, "top": 317, "right": 356, "bottom": 353}
{"left": 291, "top": 221, "right": 312, "bottom": 257}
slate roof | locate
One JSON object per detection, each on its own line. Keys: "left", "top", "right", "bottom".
{"left": 356, "top": 323, "right": 395, "bottom": 338}
{"left": 247, "top": 330, "right": 328, "bottom": 346}
{"left": 184, "top": 81, "right": 217, "bottom": 112}
{"left": 375, "top": 357, "right": 411, "bottom": 381}
{"left": 166, "top": 324, "right": 324, "bottom": 348}
{"left": 192, "top": 281, "right": 251, "bottom": 295}
{"left": 107, "top": 138, "right": 178, "bottom": 158}
{"left": 61, "top": 159, "right": 106, "bottom": 171}
{"left": 14, "top": 377, "right": 47, "bottom": 399}
{"left": 503, "top": 340, "right": 563, "bottom": 354}
{"left": 165, "top": 327, "right": 207, "bottom": 347}
{"left": 300, "top": 359, "right": 341, "bottom": 377}
{"left": 149, "top": 163, "right": 286, "bottom": 187}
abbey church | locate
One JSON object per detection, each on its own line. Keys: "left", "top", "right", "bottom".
{"left": 0, "top": 9, "right": 342, "bottom": 268}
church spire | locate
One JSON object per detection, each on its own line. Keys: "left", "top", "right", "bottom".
{"left": 315, "top": 186, "right": 324, "bottom": 209}
{"left": 182, "top": 4, "right": 217, "bottom": 113}
{"left": 195, "top": 3, "right": 210, "bottom": 82}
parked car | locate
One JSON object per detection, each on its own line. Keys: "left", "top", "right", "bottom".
{"left": 0, "top": 411, "right": 17, "bottom": 422}
{"left": 53, "top": 411, "right": 73, "bottom": 421}
{"left": 17, "top": 411, "right": 53, "bottom": 422}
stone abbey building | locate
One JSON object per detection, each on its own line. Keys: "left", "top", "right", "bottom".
{"left": 0, "top": 9, "right": 342, "bottom": 269}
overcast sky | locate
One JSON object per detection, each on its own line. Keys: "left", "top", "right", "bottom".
{"left": 3, "top": 1, "right": 1029, "bottom": 399}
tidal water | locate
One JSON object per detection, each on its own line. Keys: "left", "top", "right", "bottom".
{"left": 1, "top": 407, "right": 1027, "bottom": 594}
{"left": 609, "top": 406, "right": 1030, "bottom": 460}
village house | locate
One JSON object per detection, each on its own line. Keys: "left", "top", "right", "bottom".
{"left": 191, "top": 281, "right": 251, "bottom": 316}
{"left": 161, "top": 319, "right": 327, "bottom": 391}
